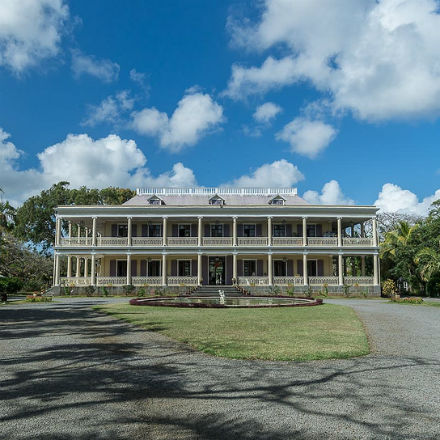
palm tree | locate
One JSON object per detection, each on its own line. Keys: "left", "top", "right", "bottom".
{"left": 415, "top": 248, "right": 440, "bottom": 285}
{"left": 380, "top": 221, "right": 418, "bottom": 258}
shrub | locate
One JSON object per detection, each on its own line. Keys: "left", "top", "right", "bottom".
{"left": 286, "top": 284, "right": 295, "bottom": 296}
{"left": 321, "top": 283, "right": 329, "bottom": 297}
{"left": 122, "top": 284, "right": 135, "bottom": 296}
{"left": 343, "top": 284, "right": 351, "bottom": 297}
{"left": 84, "top": 285, "right": 96, "bottom": 297}
{"left": 101, "top": 286, "right": 109, "bottom": 297}
{"left": 25, "top": 295, "right": 52, "bottom": 302}
{"left": 268, "top": 285, "right": 281, "bottom": 295}
{"left": 305, "top": 286, "right": 313, "bottom": 298}
{"left": 0, "top": 277, "right": 23, "bottom": 295}
{"left": 382, "top": 279, "right": 396, "bottom": 298}
{"left": 392, "top": 296, "right": 423, "bottom": 304}
{"left": 137, "top": 287, "right": 146, "bottom": 297}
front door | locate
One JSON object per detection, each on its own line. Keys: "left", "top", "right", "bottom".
{"left": 209, "top": 257, "right": 225, "bottom": 285}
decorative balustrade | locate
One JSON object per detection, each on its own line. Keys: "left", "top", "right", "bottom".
{"left": 273, "top": 276, "right": 303, "bottom": 285}
{"left": 60, "top": 238, "right": 93, "bottom": 246}
{"left": 272, "top": 237, "right": 303, "bottom": 246}
{"left": 60, "top": 277, "right": 90, "bottom": 286}
{"left": 237, "top": 237, "right": 268, "bottom": 246}
{"left": 97, "top": 237, "right": 128, "bottom": 246}
{"left": 96, "top": 276, "right": 127, "bottom": 286}
{"left": 307, "top": 237, "right": 338, "bottom": 246}
{"left": 342, "top": 238, "right": 373, "bottom": 246}
{"left": 167, "top": 237, "right": 198, "bottom": 246}
{"left": 309, "top": 276, "right": 339, "bottom": 286}
{"left": 202, "top": 237, "right": 233, "bottom": 246}
{"left": 132, "top": 276, "right": 162, "bottom": 286}
{"left": 344, "top": 276, "right": 374, "bottom": 285}
{"left": 167, "top": 276, "right": 198, "bottom": 286}
{"left": 132, "top": 237, "right": 163, "bottom": 246}
{"left": 237, "top": 276, "right": 269, "bottom": 286}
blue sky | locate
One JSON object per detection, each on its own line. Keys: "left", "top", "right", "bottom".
{"left": 0, "top": 0, "right": 440, "bottom": 214}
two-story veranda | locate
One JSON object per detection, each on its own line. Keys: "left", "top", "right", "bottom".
{"left": 53, "top": 187, "right": 380, "bottom": 294}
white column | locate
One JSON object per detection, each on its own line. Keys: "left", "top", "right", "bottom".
{"left": 233, "top": 253, "right": 237, "bottom": 283}
{"left": 162, "top": 254, "right": 167, "bottom": 285}
{"left": 127, "top": 254, "right": 132, "bottom": 285}
{"left": 303, "top": 254, "right": 308, "bottom": 286}
{"left": 55, "top": 253, "right": 60, "bottom": 286}
{"left": 361, "top": 256, "right": 366, "bottom": 276}
{"left": 338, "top": 254, "right": 343, "bottom": 285}
{"left": 67, "top": 256, "right": 72, "bottom": 278}
{"left": 91, "top": 254, "right": 96, "bottom": 286}
{"left": 68, "top": 221, "right": 72, "bottom": 238}
{"left": 55, "top": 217, "right": 61, "bottom": 246}
{"left": 163, "top": 217, "right": 167, "bottom": 246}
{"left": 302, "top": 217, "right": 307, "bottom": 246}
{"left": 127, "top": 217, "right": 132, "bottom": 247}
{"left": 373, "top": 254, "right": 379, "bottom": 286}
{"left": 198, "top": 216, "right": 203, "bottom": 247}
{"left": 372, "top": 217, "right": 378, "bottom": 246}
{"left": 76, "top": 256, "right": 81, "bottom": 278}
{"left": 77, "top": 224, "right": 81, "bottom": 239}
{"left": 268, "top": 253, "right": 273, "bottom": 286}
{"left": 361, "top": 222, "right": 365, "bottom": 238}
{"left": 267, "top": 217, "right": 272, "bottom": 246}
{"left": 92, "top": 217, "right": 97, "bottom": 246}
{"left": 337, "top": 217, "right": 342, "bottom": 247}
{"left": 233, "top": 216, "right": 237, "bottom": 246}
{"left": 197, "top": 253, "right": 202, "bottom": 285}
{"left": 84, "top": 257, "right": 88, "bottom": 278}
{"left": 85, "top": 227, "right": 89, "bottom": 239}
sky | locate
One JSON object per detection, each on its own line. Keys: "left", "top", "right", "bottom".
{"left": 0, "top": 0, "right": 440, "bottom": 215}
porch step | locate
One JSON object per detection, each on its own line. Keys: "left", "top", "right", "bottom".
{"left": 190, "top": 285, "right": 243, "bottom": 297}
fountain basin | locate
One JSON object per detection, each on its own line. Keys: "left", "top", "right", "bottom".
{"left": 129, "top": 296, "right": 323, "bottom": 308}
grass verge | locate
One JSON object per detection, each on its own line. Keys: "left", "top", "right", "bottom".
{"left": 95, "top": 303, "right": 369, "bottom": 361}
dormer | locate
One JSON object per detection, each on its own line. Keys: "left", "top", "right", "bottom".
{"left": 269, "top": 195, "right": 285, "bottom": 206}
{"left": 209, "top": 194, "right": 225, "bottom": 206}
{"left": 147, "top": 195, "right": 164, "bottom": 205}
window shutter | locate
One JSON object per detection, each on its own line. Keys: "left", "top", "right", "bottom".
{"left": 132, "top": 224, "right": 138, "bottom": 237}
{"left": 172, "top": 224, "right": 178, "bottom": 237}
{"left": 237, "top": 260, "right": 243, "bottom": 276}
{"left": 142, "top": 224, "right": 148, "bottom": 237}
{"left": 111, "top": 224, "right": 117, "bottom": 237}
{"left": 297, "top": 260, "right": 303, "bottom": 276}
{"left": 190, "top": 224, "right": 197, "bottom": 237}
{"left": 171, "top": 260, "right": 177, "bottom": 276}
{"left": 204, "top": 224, "right": 210, "bottom": 237}
{"left": 110, "top": 260, "right": 116, "bottom": 276}
{"left": 297, "top": 224, "right": 303, "bottom": 237}
{"left": 202, "top": 256, "right": 209, "bottom": 285}
{"left": 224, "top": 224, "right": 230, "bottom": 237}
{"left": 257, "top": 260, "right": 263, "bottom": 276}
{"left": 316, "top": 224, "right": 323, "bottom": 237}
{"left": 191, "top": 260, "right": 197, "bottom": 276}
{"left": 318, "top": 259, "right": 324, "bottom": 276}
{"left": 285, "top": 224, "right": 292, "bottom": 237}
{"left": 287, "top": 260, "right": 294, "bottom": 276}
{"left": 256, "top": 224, "right": 262, "bottom": 237}
{"left": 131, "top": 260, "right": 137, "bottom": 277}
{"left": 140, "top": 260, "right": 147, "bottom": 276}
{"left": 237, "top": 224, "right": 244, "bottom": 237}
{"left": 226, "top": 255, "right": 233, "bottom": 284}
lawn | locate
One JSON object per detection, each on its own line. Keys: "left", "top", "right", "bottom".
{"left": 96, "top": 303, "right": 369, "bottom": 361}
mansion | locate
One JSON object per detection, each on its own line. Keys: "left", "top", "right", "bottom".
{"left": 53, "top": 187, "right": 380, "bottom": 294}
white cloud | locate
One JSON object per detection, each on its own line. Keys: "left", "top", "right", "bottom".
{"left": 83, "top": 91, "right": 134, "bottom": 126}
{"left": 71, "top": 49, "right": 120, "bottom": 83}
{"left": 129, "top": 68, "right": 149, "bottom": 93}
{"left": 303, "top": 180, "right": 354, "bottom": 205}
{"left": 227, "top": 159, "right": 304, "bottom": 187}
{"left": 253, "top": 102, "right": 282, "bottom": 123}
{"left": 375, "top": 183, "right": 440, "bottom": 216}
{"left": 0, "top": 0, "right": 68, "bottom": 73}
{"left": 276, "top": 117, "right": 337, "bottom": 158}
{"left": 131, "top": 90, "right": 224, "bottom": 152}
{"left": 0, "top": 129, "right": 196, "bottom": 205}
{"left": 226, "top": 0, "right": 440, "bottom": 121}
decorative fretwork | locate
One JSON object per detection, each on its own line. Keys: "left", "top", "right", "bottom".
{"left": 344, "top": 276, "right": 374, "bottom": 285}
{"left": 60, "top": 277, "right": 90, "bottom": 286}
{"left": 309, "top": 276, "right": 339, "bottom": 286}
{"left": 342, "top": 238, "right": 374, "bottom": 246}
{"left": 272, "top": 237, "right": 303, "bottom": 246}
{"left": 167, "top": 237, "right": 198, "bottom": 246}
{"left": 307, "top": 237, "right": 338, "bottom": 246}
{"left": 96, "top": 277, "right": 127, "bottom": 286}
{"left": 60, "top": 238, "right": 93, "bottom": 246}
{"left": 237, "top": 237, "right": 268, "bottom": 246}
{"left": 202, "top": 237, "right": 233, "bottom": 246}
{"left": 237, "top": 276, "right": 269, "bottom": 286}
{"left": 273, "top": 276, "right": 303, "bottom": 285}
{"left": 132, "top": 276, "right": 162, "bottom": 286}
{"left": 97, "top": 237, "right": 128, "bottom": 246}
{"left": 167, "top": 276, "right": 198, "bottom": 285}
{"left": 132, "top": 237, "right": 163, "bottom": 246}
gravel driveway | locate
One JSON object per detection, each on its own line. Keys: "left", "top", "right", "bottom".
{"left": 1, "top": 298, "right": 439, "bottom": 440}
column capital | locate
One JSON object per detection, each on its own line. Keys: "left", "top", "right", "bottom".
{"left": 162, "top": 215, "right": 168, "bottom": 219}
{"left": 267, "top": 216, "right": 273, "bottom": 219}
{"left": 337, "top": 216, "right": 342, "bottom": 220}
{"left": 127, "top": 216, "right": 132, "bottom": 220}
{"left": 92, "top": 216, "right": 97, "bottom": 219}
{"left": 198, "top": 216, "right": 203, "bottom": 220}
{"left": 302, "top": 216, "right": 308, "bottom": 220}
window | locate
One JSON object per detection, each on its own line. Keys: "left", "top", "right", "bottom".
{"left": 243, "top": 260, "right": 256, "bottom": 276}
{"left": 209, "top": 196, "right": 224, "bottom": 205}
{"left": 178, "top": 260, "right": 191, "bottom": 276}
{"left": 117, "top": 260, "right": 127, "bottom": 276}
{"left": 178, "top": 224, "right": 191, "bottom": 237}
{"left": 307, "top": 260, "right": 317, "bottom": 276}
{"left": 243, "top": 224, "right": 256, "bottom": 237}
{"left": 210, "top": 224, "right": 224, "bottom": 237}
{"left": 148, "top": 224, "right": 162, "bottom": 237}
{"left": 269, "top": 197, "right": 285, "bottom": 205}
{"left": 148, "top": 260, "right": 161, "bottom": 276}
{"left": 273, "top": 224, "right": 286, "bottom": 237}
{"left": 274, "top": 260, "right": 287, "bottom": 276}
{"left": 117, "top": 224, "right": 128, "bottom": 237}
{"left": 306, "top": 224, "right": 317, "bottom": 237}
{"left": 149, "top": 199, "right": 161, "bottom": 205}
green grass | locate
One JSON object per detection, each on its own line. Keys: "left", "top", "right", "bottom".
{"left": 96, "top": 303, "right": 369, "bottom": 361}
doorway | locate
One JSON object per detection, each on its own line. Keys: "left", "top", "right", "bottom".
{"left": 209, "top": 256, "right": 225, "bottom": 285}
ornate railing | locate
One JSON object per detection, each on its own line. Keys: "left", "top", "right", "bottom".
{"left": 237, "top": 237, "right": 268, "bottom": 246}
{"left": 167, "top": 276, "right": 198, "bottom": 286}
{"left": 96, "top": 276, "right": 127, "bottom": 286}
{"left": 273, "top": 276, "right": 303, "bottom": 285}
{"left": 344, "top": 276, "right": 374, "bottom": 285}
{"left": 167, "top": 237, "right": 198, "bottom": 246}
{"left": 97, "top": 237, "right": 128, "bottom": 246}
{"left": 60, "top": 277, "right": 90, "bottom": 286}
{"left": 132, "top": 276, "right": 162, "bottom": 286}
{"left": 342, "top": 238, "right": 373, "bottom": 246}
{"left": 60, "top": 238, "right": 93, "bottom": 246}
{"left": 132, "top": 237, "right": 163, "bottom": 246}
{"left": 309, "top": 276, "right": 339, "bottom": 286}
{"left": 237, "top": 276, "right": 269, "bottom": 286}
{"left": 307, "top": 237, "right": 338, "bottom": 246}
{"left": 272, "top": 237, "right": 303, "bottom": 246}
{"left": 202, "top": 237, "right": 233, "bottom": 246}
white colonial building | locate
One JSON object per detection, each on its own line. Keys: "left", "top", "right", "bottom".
{"left": 53, "top": 187, "right": 380, "bottom": 294}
